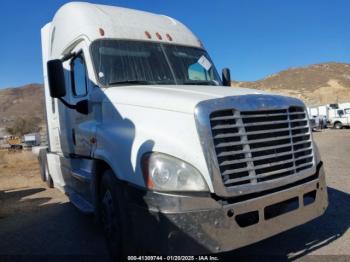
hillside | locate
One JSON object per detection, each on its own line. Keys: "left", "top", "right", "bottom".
{"left": 232, "top": 62, "right": 350, "bottom": 106}
{"left": 0, "top": 84, "right": 45, "bottom": 129}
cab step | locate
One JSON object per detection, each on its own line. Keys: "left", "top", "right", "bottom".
{"left": 69, "top": 192, "right": 94, "bottom": 214}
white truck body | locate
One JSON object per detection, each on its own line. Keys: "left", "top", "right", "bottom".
{"left": 307, "top": 106, "right": 328, "bottom": 130}
{"left": 308, "top": 103, "right": 350, "bottom": 129}
{"left": 40, "top": 2, "right": 328, "bottom": 255}
{"left": 308, "top": 105, "right": 328, "bottom": 118}
{"left": 328, "top": 103, "right": 350, "bottom": 128}
{"left": 24, "top": 133, "right": 41, "bottom": 146}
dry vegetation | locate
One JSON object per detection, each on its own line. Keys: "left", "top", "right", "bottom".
{"left": 0, "top": 151, "right": 39, "bottom": 190}
{"left": 0, "top": 84, "right": 44, "bottom": 129}
{"left": 6, "top": 117, "right": 42, "bottom": 136}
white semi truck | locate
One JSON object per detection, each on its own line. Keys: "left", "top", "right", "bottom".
{"left": 39, "top": 2, "right": 328, "bottom": 258}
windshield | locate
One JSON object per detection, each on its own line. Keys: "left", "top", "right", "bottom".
{"left": 90, "top": 40, "right": 222, "bottom": 87}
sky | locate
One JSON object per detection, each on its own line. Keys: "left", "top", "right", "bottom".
{"left": 0, "top": 0, "right": 349, "bottom": 88}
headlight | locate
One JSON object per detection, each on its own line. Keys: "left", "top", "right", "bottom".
{"left": 142, "top": 152, "right": 209, "bottom": 192}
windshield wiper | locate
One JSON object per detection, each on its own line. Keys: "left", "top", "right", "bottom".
{"left": 182, "top": 80, "right": 219, "bottom": 86}
{"left": 108, "top": 80, "right": 155, "bottom": 86}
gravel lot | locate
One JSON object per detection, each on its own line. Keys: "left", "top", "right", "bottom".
{"left": 0, "top": 129, "right": 349, "bottom": 261}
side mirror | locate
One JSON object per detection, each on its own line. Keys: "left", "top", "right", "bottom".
{"left": 222, "top": 68, "right": 231, "bottom": 87}
{"left": 47, "top": 59, "right": 66, "bottom": 98}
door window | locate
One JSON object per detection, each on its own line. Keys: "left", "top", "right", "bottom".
{"left": 71, "top": 54, "right": 88, "bottom": 97}
{"left": 337, "top": 110, "right": 344, "bottom": 116}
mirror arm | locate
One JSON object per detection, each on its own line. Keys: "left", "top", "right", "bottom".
{"left": 58, "top": 97, "right": 76, "bottom": 109}
{"left": 57, "top": 98, "right": 89, "bottom": 115}
{"left": 61, "top": 52, "right": 76, "bottom": 62}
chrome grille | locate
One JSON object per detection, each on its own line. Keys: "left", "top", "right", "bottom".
{"left": 210, "top": 106, "right": 313, "bottom": 188}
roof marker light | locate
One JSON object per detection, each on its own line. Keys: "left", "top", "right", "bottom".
{"left": 156, "top": 32, "right": 162, "bottom": 40}
{"left": 166, "top": 33, "right": 173, "bottom": 41}
{"left": 145, "top": 31, "right": 152, "bottom": 39}
{"left": 99, "top": 28, "right": 105, "bottom": 36}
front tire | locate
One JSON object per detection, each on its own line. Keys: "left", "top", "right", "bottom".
{"left": 334, "top": 122, "right": 343, "bottom": 129}
{"left": 99, "top": 170, "right": 126, "bottom": 260}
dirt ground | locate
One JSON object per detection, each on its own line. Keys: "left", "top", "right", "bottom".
{"left": 0, "top": 129, "right": 349, "bottom": 261}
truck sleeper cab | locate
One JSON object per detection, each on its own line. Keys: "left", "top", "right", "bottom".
{"left": 39, "top": 2, "right": 328, "bottom": 257}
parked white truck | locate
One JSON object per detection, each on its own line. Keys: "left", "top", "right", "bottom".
{"left": 24, "top": 133, "right": 41, "bottom": 147}
{"left": 39, "top": 2, "right": 328, "bottom": 258}
{"left": 328, "top": 103, "right": 350, "bottom": 129}
{"left": 308, "top": 103, "right": 350, "bottom": 129}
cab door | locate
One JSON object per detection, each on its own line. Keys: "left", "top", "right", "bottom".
{"left": 336, "top": 109, "right": 347, "bottom": 126}
{"left": 68, "top": 44, "right": 96, "bottom": 157}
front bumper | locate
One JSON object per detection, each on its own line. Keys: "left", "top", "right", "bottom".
{"left": 125, "top": 162, "right": 328, "bottom": 255}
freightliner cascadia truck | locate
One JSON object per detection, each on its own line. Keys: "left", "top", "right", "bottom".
{"left": 39, "top": 2, "right": 328, "bottom": 258}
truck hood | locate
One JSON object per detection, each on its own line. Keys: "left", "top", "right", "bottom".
{"left": 103, "top": 85, "right": 270, "bottom": 114}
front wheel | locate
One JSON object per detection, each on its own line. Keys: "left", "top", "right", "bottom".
{"left": 334, "top": 122, "right": 343, "bottom": 129}
{"left": 100, "top": 170, "right": 126, "bottom": 260}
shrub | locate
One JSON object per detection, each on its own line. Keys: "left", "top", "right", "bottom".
{"left": 6, "top": 117, "right": 42, "bottom": 136}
